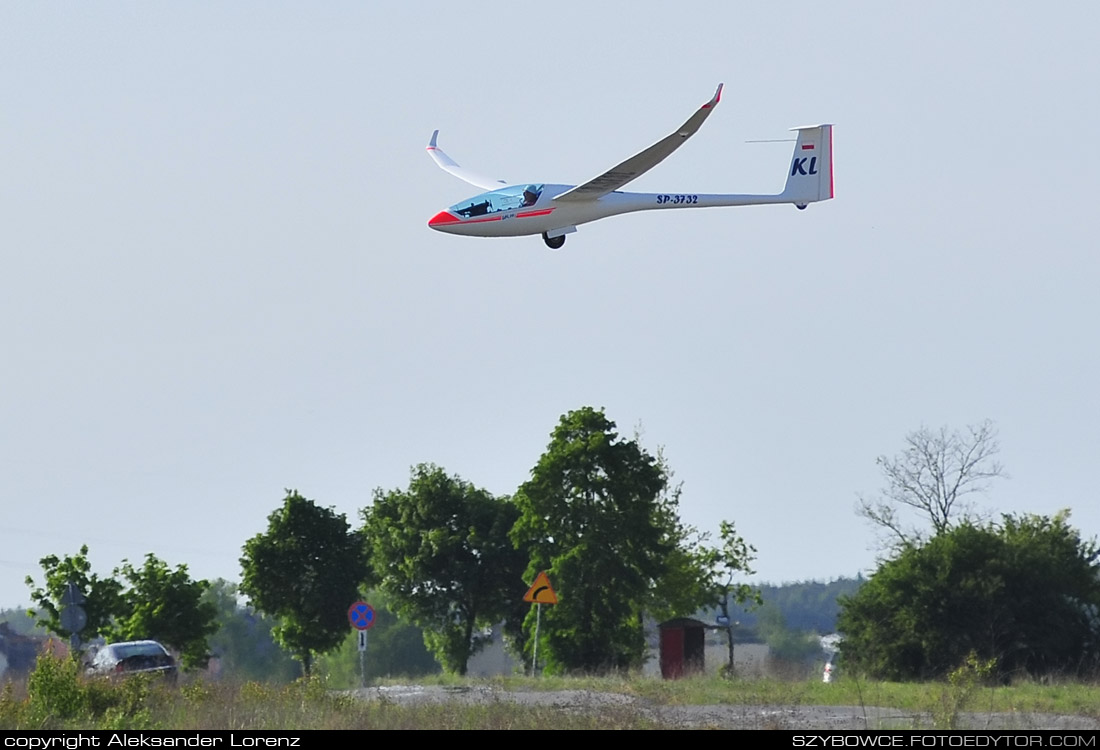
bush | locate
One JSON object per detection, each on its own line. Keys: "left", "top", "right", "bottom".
{"left": 16, "top": 648, "right": 161, "bottom": 729}
{"left": 26, "top": 648, "right": 86, "bottom": 723}
{"left": 838, "top": 513, "right": 1100, "bottom": 681}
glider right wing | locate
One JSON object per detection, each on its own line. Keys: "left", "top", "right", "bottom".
{"left": 553, "top": 83, "right": 723, "bottom": 202}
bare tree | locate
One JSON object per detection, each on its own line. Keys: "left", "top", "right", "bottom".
{"left": 859, "top": 420, "right": 1005, "bottom": 548}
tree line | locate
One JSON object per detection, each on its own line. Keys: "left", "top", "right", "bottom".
{"left": 243, "top": 406, "right": 757, "bottom": 675}
{"left": 26, "top": 406, "right": 758, "bottom": 677}
{"left": 25, "top": 414, "right": 1100, "bottom": 682}
{"left": 25, "top": 548, "right": 216, "bottom": 669}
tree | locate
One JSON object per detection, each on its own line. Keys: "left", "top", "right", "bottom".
{"left": 361, "top": 464, "right": 527, "bottom": 675}
{"left": 239, "top": 490, "right": 369, "bottom": 676}
{"left": 108, "top": 554, "right": 217, "bottom": 670}
{"left": 858, "top": 420, "right": 1004, "bottom": 547}
{"left": 511, "top": 408, "right": 669, "bottom": 673}
{"left": 25, "top": 545, "right": 122, "bottom": 646}
{"left": 511, "top": 407, "right": 753, "bottom": 674}
{"left": 837, "top": 511, "right": 1100, "bottom": 681}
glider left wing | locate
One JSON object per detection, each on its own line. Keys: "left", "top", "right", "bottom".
{"left": 553, "top": 83, "right": 723, "bottom": 202}
{"left": 426, "top": 130, "right": 508, "bottom": 191}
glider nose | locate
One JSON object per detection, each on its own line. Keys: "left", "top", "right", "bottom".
{"left": 428, "top": 210, "right": 460, "bottom": 231}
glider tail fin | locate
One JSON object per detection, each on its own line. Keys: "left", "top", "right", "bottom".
{"left": 781, "top": 124, "right": 834, "bottom": 206}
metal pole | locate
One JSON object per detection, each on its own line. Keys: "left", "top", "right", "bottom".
{"left": 531, "top": 603, "right": 541, "bottom": 676}
{"left": 358, "top": 630, "right": 368, "bottom": 689}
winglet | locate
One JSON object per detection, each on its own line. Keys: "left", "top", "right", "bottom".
{"left": 428, "top": 129, "right": 439, "bottom": 149}
{"left": 703, "top": 83, "right": 723, "bottom": 109}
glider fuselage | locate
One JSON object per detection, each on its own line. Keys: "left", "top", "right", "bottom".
{"left": 428, "top": 184, "right": 794, "bottom": 238}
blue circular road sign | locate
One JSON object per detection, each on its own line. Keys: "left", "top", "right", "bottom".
{"left": 348, "top": 601, "right": 375, "bottom": 630}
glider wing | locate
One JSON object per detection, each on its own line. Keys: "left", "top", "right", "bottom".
{"left": 553, "top": 84, "right": 723, "bottom": 202}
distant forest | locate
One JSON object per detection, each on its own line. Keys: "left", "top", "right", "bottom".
{"left": 729, "top": 576, "right": 864, "bottom": 634}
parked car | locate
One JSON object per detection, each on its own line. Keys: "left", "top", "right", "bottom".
{"left": 85, "top": 640, "right": 177, "bottom": 682}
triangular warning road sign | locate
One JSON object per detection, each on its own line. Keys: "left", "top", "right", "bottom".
{"left": 523, "top": 570, "right": 558, "bottom": 604}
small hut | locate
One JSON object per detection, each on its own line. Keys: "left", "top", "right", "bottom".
{"left": 658, "top": 617, "right": 709, "bottom": 679}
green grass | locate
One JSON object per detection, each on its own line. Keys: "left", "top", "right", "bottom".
{"left": 4, "top": 650, "right": 1099, "bottom": 730}
{"left": 0, "top": 653, "right": 664, "bottom": 730}
{"left": 422, "top": 672, "right": 1100, "bottom": 717}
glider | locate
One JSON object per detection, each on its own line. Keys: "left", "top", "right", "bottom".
{"left": 426, "top": 84, "right": 833, "bottom": 249}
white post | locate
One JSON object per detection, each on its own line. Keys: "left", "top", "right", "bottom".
{"left": 531, "top": 602, "right": 542, "bottom": 676}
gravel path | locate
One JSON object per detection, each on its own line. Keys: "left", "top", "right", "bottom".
{"left": 346, "top": 685, "right": 1100, "bottom": 730}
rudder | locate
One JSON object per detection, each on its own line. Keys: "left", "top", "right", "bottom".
{"left": 781, "top": 125, "right": 834, "bottom": 207}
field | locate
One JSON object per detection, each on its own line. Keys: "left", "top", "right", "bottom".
{"left": 4, "top": 651, "right": 1100, "bottom": 730}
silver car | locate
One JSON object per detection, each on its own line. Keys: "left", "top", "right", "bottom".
{"left": 86, "top": 640, "right": 177, "bottom": 682}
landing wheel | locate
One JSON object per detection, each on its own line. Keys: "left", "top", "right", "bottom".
{"left": 542, "top": 232, "right": 566, "bottom": 250}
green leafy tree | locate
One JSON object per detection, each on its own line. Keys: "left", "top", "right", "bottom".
{"left": 107, "top": 554, "right": 217, "bottom": 670}
{"left": 25, "top": 545, "right": 122, "bottom": 645}
{"left": 512, "top": 407, "right": 749, "bottom": 674}
{"left": 838, "top": 511, "right": 1100, "bottom": 680}
{"left": 240, "top": 490, "right": 369, "bottom": 676}
{"left": 362, "top": 465, "right": 527, "bottom": 675}
{"left": 650, "top": 518, "right": 760, "bottom": 622}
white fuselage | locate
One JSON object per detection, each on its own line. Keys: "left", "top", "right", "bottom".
{"left": 428, "top": 183, "right": 793, "bottom": 238}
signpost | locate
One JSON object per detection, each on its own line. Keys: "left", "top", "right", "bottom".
{"left": 348, "top": 601, "right": 375, "bottom": 688}
{"left": 60, "top": 582, "right": 87, "bottom": 652}
{"left": 522, "top": 572, "right": 558, "bottom": 675}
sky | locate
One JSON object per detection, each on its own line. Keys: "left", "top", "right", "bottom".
{"left": 2, "top": 3, "right": 1099, "bottom": 609}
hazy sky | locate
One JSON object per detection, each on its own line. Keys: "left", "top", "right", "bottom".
{"left": 3, "top": 3, "right": 1098, "bottom": 609}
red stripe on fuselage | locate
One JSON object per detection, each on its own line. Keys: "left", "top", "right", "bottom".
{"left": 430, "top": 207, "right": 554, "bottom": 228}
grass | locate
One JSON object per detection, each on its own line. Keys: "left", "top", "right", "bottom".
{"left": 0, "top": 654, "right": 664, "bottom": 730}
{"left": 425, "top": 671, "right": 1100, "bottom": 717}
{"left": 370, "top": 668, "right": 1100, "bottom": 730}
{"left": 3, "top": 650, "right": 1099, "bottom": 730}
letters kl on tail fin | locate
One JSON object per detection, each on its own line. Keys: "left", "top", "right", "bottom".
{"left": 782, "top": 125, "right": 834, "bottom": 207}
